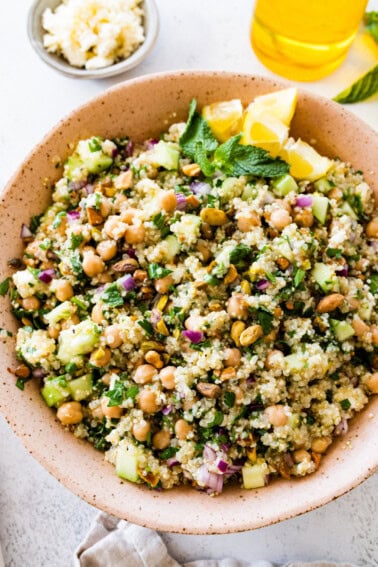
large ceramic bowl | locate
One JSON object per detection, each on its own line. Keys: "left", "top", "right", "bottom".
{"left": 0, "top": 72, "right": 377, "bottom": 534}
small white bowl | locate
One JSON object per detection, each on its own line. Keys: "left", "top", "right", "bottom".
{"left": 27, "top": 0, "right": 159, "bottom": 79}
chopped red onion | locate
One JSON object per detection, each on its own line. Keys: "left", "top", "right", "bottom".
{"left": 220, "top": 443, "right": 229, "bottom": 453}
{"left": 283, "top": 453, "right": 295, "bottom": 468}
{"left": 95, "top": 285, "right": 106, "bottom": 295}
{"left": 111, "top": 147, "right": 118, "bottom": 158}
{"left": 336, "top": 265, "right": 349, "bottom": 277}
{"left": 197, "top": 465, "right": 223, "bottom": 493}
{"left": 126, "top": 247, "right": 137, "bottom": 259}
{"left": 69, "top": 180, "right": 87, "bottom": 191}
{"left": 121, "top": 275, "right": 136, "bottom": 291}
{"left": 84, "top": 184, "right": 94, "bottom": 195}
{"left": 126, "top": 140, "right": 134, "bottom": 156}
{"left": 335, "top": 418, "right": 348, "bottom": 436}
{"left": 20, "top": 224, "right": 33, "bottom": 239}
{"left": 256, "top": 279, "right": 269, "bottom": 290}
{"left": 216, "top": 459, "right": 228, "bottom": 473}
{"left": 176, "top": 193, "right": 187, "bottom": 210}
{"left": 166, "top": 457, "right": 180, "bottom": 467}
{"left": 296, "top": 195, "right": 313, "bottom": 207}
{"left": 203, "top": 445, "right": 216, "bottom": 462}
{"left": 162, "top": 405, "right": 172, "bottom": 415}
{"left": 182, "top": 330, "right": 204, "bottom": 344}
{"left": 38, "top": 269, "right": 55, "bottom": 284}
{"left": 151, "top": 308, "right": 161, "bottom": 325}
{"left": 190, "top": 181, "right": 211, "bottom": 196}
{"left": 246, "top": 376, "right": 256, "bottom": 385}
{"left": 32, "top": 368, "right": 47, "bottom": 379}
{"left": 67, "top": 210, "right": 80, "bottom": 221}
{"left": 146, "top": 138, "right": 159, "bottom": 150}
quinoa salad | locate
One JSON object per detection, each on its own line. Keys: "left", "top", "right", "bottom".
{"left": 7, "top": 90, "right": 378, "bottom": 494}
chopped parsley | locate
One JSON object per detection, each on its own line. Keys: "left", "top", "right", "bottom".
{"left": 147, "top": 263, "right": 172, "bottom": 280}
{"left": 229, "top": 244, "right": 252, "bottom": 270}
{"left": 0, "top": 277, "right": 11, "bottom": 296}
{"left": 326, "top": 248, "right": 343, "bottom": 259}
{"left": 256, "top": 307, "right": 274, "bottom": 335}
{"left": 52, "top": 211, "right": 67, "bottom": 229}
{"left": 294, "top": 268, "right": 306, "bottom": 288}
{"left": 190, "top": 339, "right": 211, "bottom": 351}
{"left": 152, "top": 212, "right": 171, "bottom": 238}
{"left": 159, "top": 446, "right": 178, "bottom": 460}
{"left": 70, "top": 233, "right": 84, "bottom": 250}
{"left": 101, "top": 283, "right": 124, "bottom": 308}
{"left": 208, "top": 410, "right": 224, "bottom": 428}
{"left": 224, "top": 391, "right": 236, "bottom": 408}
{"left": 340, "top": 399, "right": 351, "bottom": 411}
{"left": 88, "top": 137, "right": 102, "bottom": 152}
{"left": 137, "top": 318, "right": 154, "bottom": 337}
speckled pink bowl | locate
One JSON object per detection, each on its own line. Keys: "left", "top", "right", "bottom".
{"left": 0, "top": 71, "right": 377, "bottom": 534}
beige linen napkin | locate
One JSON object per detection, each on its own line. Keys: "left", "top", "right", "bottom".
{"left": 74, "top": 513, "right": 357, "bottom": 567}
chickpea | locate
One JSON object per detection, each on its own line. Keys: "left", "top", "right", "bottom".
{"left": 265, "top": 350, "right": 284, "bottom": 370}
{"left": 91, "top": 405, "right": 104, "bottom": 420}
{"left": 366, "top": 372, "right": 378, "bottom": 394}
{"left": 175, "top": 419, "right": 192, "bottom": 440}
{"left": 138, "top": 389, "right": 159, "bottom": 413}
{"left": 48, "top": 326, "right": 60, "bottom": 339}
{"left": 144, "top": 350, "right": 164, "bottom": 369}
{"left": 133, "top": 364, "right": 157, "bottom": 384}
{"left": 54, "top": 280, "right": 74, "bottom": 302}
{"left": 372, "top": 326, "right": 378, "bottom": 347}
{"left": 90, "top": 347, "right": 111, "bottom": 368}
{"left": 328, "top": 188, "right": 343, "bottom": 201}
{"left": 132, "top": 420, "right": 151, "bottom": 442}
{"left": 265, "top": 405, "right": 288, "bottom": 427}
{"left": 184, "top": 314, "right": 202, "bottom": 331}
{"left": 100, "top": 199, "right": 112, "bottom": 218}
{"left": 269, "top": 208, "right": 292, "bottom": 231}
{"left": 22, "top": 296, "right": 40, "bottom": 311}
{"left": 347, "top": 297, "right": 360, "bottom": 311}
{"left": 159, "top": 366, "right": 176, "bottom": 389}
{"left": 154, "top": 274, "right": 174, "bottom": 294}
{"left": 237, "top": 211, "right": 261, "bottom": 232}
{"left": 104, "top": 217, "right": 127, "bottom": 240}
{"left": 159, "top": 190, "right": 177, "bottom": 213}
{"left": 227, "top": 294, "right": 248, "bottom": 319}
{"left": 57, "top": 401, "right": 83, "bottom": 425}
{"left": 152, "top": 430, "right": 171, "bottom": 450}
{"left": 366, "top": 217, "right": 378, "bottom": 239}
{"left": 125, "top": 224, "right": 145, "bottom": 244}
{"left": 104, "top": 324, "right": 123, "bottom": 348}
{"left": 351, "top": 318, "right": 369, "bottom": 338}
{"left": 101, "top": 397, "right": 123, "bottom": 419}
{"left": 61, "top": 314, "right": 80, "bottom": 330}
{"left": 311, "top": 437, "right": 332, "bottom": 454}
{"left": 120, "top": 207, "right": 138, "bottom": 224}
{"left": 224, "top": 348, "right": 241, "bottom": 367}
{"left": 91, "top": 302, "right": 106, "bottom": 324}
{"left": 82, "top": 252, "right": 105, "bottom": 278}
{"left": 196, "top": 240, "right": 212, "bottom": 262}
{"left": 293, "top": 449, "right": 312, "bottom": 464}
{"left": 294, "top": 209, "right": 314, "bottom": 228}
{"left": 96, "top": 240, "right": 117, "bottom": 261}
{"left": 316, "top": 293, "right": 344, "bottom": 313}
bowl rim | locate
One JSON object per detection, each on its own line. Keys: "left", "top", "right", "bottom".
{"left": 26, "top": 0, "right": 160, "bottom": 79}
{"left": 1, "top": 70, "right": 377, "bottom": 534}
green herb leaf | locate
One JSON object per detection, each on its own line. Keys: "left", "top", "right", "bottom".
{"left": 101, "top": 283, "right": 124, "bottom": 308}
{"left": 126, "top": 385, "right": 139, "bottom": 401}
{"left": 70, "top": 253, "right": 83, "bottom": 277}
{"left": 208, "top": 410, "right": 224, "bottom": 428}
{"left": 152, "top": 212, "right": 170, "bottom": 238}
{"left": 0, "top": 277, "right": 11, "bottom": 296}
{"left": 365, "top": 11, "right": 378, "bottom": 42}
{"left": 294, "top": 268, "right": 306, "bottom": 288}
{"left": 369, "top": 273, "right": 378, "bottom": 295}
{"left": 193, "top": 141, "right": 216, "bottom": 177}
{"left": 137, "top": 318, "right": 154, "bottom": 337}
{"left": 179, "top": 99, "right": 218, "bottom": 161}
{"left": 256, "top": 308, "right": 274, "bottom": 335}
{"left": 214, "top": 134, "right": 289, "bottom": 178}
{"left": 265, "top": 271, "right": 277, "bottom": 283}
{"left": 333, "top": 64, "right": 378, "bottom": 104}
{"left": 88, "top": 137, "right": 102, "bottom": 152}
{"left": 229, "top": 243, "right": 252, "bottom": 270}
{"left": 70, "top": 233, "right": 84, "bottom": 250}
{"left": 159, "top": 446, "right": 178, "bottom": 460}
{"left": 52, "top": 211, "right": 67, "bottom": 229}
{"left": 326, "top": 248, "right": 343, "bottom": 259}
{"left": 106, "top": 380, "right": 126, "bottom": 407}
{"left": 30, "top": 214, "right": 43, "bottom": 233}
{"left": 189, "top": 339, "right": 211, "bottom": 351}
{"left": 224, "top": 391, "right": 236, "bottom": 408}
{"left": 340, "top": 398, "right": 351, "bottom": 411}
{"left": 147, "top": 263, "right": 172, "bottom": 280}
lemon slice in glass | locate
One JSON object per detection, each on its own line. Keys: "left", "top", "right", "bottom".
{"left": 250, "top": 88, "right": 298, "bottom": 126}
{"left": 241, "top": 112, "right": 289, "bottom": 156}
{"left": 202, "top": 99, "right": 243, "bottom": 142}
{"left": 281, "top": 138, "right": 333, "bottom": 181}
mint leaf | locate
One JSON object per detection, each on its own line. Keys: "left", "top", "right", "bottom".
{"left": 152, "top": 212, "right": 170, "bottom": 238}
{"left": 0, "top": 277, "right": 11, "bottom": 296}
{"left": 365, "top": 11, "right": 378, "bottom": 42}
{"left": 106, "top": 380, "right": 126, "bottom": 407}
{"left": 214, "top": 135, "right": 289, "bottom": 178}
{"left": 194, "top": 141, "right": 216, "bottom": 177}
{"left": 101, "top": 283, "right": 124, "bottom": 307}
{"left": 333, "top": 64, "right": 378, "bottom": 103}
{"left": 179, "top": 99, "right": 218, "bottom": 160}
{"left": 147, "top": 263, "right": 172, "bottom": 279}
{"left": 229, "top": 244, "right": 252, "bottom": 270}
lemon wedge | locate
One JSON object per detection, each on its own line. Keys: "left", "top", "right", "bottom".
{"left": 241, "top": 113, "right": 289, "bottom": 156}
{"left": 281, "top": 138, "right": 333, "bottom": 181}
{"left": 249, "top": 88, "right": 298, "bottom": 126}
{"left": 202, "top": 99, "right": 243, "bottom": 142}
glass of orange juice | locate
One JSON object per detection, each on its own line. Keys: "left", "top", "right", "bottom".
{"left": 251, "top": 0, "right": 368, "bottom": 81}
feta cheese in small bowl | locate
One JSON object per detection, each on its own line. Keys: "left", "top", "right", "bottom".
{"left": 27, "top": 0, "right": 159, "bottom": 78}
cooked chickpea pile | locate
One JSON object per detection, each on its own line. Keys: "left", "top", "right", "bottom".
{"left": 8, "top": 119, "right": 378, "bottom": 494}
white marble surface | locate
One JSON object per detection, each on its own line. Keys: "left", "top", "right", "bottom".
{"left": 1, "top": 0, "right": 378, "bottom": 566}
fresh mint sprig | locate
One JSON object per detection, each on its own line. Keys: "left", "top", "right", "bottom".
{"left": 333, "top": 64, "right": 378, "bottom": 104}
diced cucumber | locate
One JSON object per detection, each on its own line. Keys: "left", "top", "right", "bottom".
{"left": 314, "top": 178, "right": 332, "bottom": 193}
{"left": 116, "top": 445, "right": 141, "bottom": 482}
{"left": 149, "top": 141, "right": 180, "bottom": 170}
{"left": 241, "top": 184, "right": 256, "bottom": 201}
{"left": 163, "top": 234, "right": 180, "bottom": 261}
{"left": 221, "top": 177, "right": 244, "bottom": 201}
{"left": 44, "top": 301, "right": 76, "bottom": 326}
{"left": 272, "top": 174, "right": 298, "bottom": 197}
{"left": 41, "top": 378, "right": 70, "bottom": 407}
{"left": 330, "top": 319, "right": 355, "bottom": 342}
{"left": 86, "top": 154, "right": 113, "bottom": 175}
{"left": 312, "top": 262, "right": 339, "bottom": 292}
{"left": 312, "top": 195, "right": 329, "bottom": 224}
{"left": 340, "top": 202, "right": 358, "bottom": 220}
{"left": 68, "top": 374, "right": 93, "bottom": 401}
{"left": 242, "top": 461, "right": 269, "bottom": 489}
{"left": 57, "top": 320, "right": 100, "bottom": 364}
{"left": 276, "top": 238, "right": 294, "bottom": 262}
{"left": 285, "top": 353, "right": 305, "bottom": 373}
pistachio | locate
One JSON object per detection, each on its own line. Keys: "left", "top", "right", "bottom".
{"left": 224, "top": 264, "right": 238, "bottom": 285}
{"left": 182, "top": 163, "right": 201, "bottom": 176}
{"left": 200, "top": 208, "right": 228, "bottom": 226}
{"left": 113, "top": 258, "right": 139, "bottom": 273}
{"left": 231, "top": 321, "right": 246, "bottom": 346}
{"left": 316, "top": 293, "right": 344, "bottom": 313}
{"left": 196, "top": 382, "right": 221, "bottom": 398}
{"left": 239, "top": 324, "right": 263, "bottom": 346}
{"left": 87, "top": 207, "right": 104, "bottom": 226}
{"left": 141, "top": 340, "right": 166, "bottom": 352}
